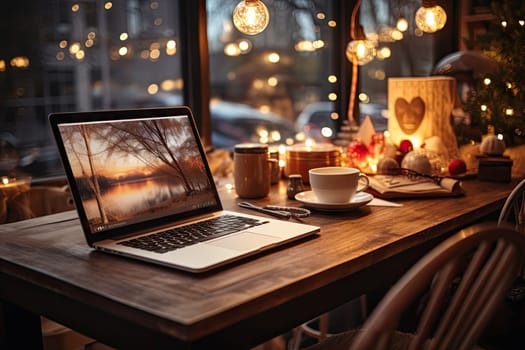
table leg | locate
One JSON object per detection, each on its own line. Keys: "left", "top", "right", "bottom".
{"left": 0, "top": 301, "right": 43, "bottom": 349}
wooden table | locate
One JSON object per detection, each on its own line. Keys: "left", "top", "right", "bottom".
{"left": 0, "top": 178, "right": 519, "bottom": 349}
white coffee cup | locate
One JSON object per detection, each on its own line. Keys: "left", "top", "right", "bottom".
{"left": 308, "top": 167, "right": 369, "bottom": 203}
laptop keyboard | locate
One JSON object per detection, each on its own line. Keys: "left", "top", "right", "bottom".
{"left": 117, "top": 214, "right": 268, "bottom": 253}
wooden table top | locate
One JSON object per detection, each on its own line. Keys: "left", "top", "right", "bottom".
{"left": 0, "top": 177, "right": 519, "bottom": 349}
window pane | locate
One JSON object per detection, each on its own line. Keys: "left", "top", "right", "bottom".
{"left": 358, "top": 0, "right": 438, "bottom": 132}
{"left": 1, "top": 0, "right": 182, "bottom": 182}
{"left": 206, "top": 0, "right": 338, "bottom": 148}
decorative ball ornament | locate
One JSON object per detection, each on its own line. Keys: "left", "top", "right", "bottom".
{"left": 448, "top": 159, "right": 467, "bottom": 175}
{"left": 377, "top": 157, "right": 399, "bottom": 175}
{"left": 480, "top": 134, "right": 505, "bottom": 156}
{"left": 401, "top": 150, "right": 432, "bottom": 175}
{"left": 399, "top": 139, "right": 414, "bottom": 154}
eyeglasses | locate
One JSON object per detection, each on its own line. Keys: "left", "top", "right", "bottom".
{"left": 388, "top": 167, "right": 445, "bottom": 185}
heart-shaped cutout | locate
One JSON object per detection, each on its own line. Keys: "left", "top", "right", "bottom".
{"left": 394, "top": 97, "right": 425, "bottom": 135}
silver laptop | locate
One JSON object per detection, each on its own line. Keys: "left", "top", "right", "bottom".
{"left": 49, "top": 106, "right": 319, "bottom": 272}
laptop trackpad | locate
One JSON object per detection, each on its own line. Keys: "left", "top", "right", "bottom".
{"left": 206, "top": 232, "right": 278, "bottom": 251}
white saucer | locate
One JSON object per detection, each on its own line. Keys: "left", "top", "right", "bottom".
{"left": 295, "top": 191, "right": 374, "bottom": 212}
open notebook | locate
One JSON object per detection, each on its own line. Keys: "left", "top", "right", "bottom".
{"left": 49, "top": 106, "right": 319, "bottom": 272}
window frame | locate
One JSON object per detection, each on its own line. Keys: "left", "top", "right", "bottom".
{"left": 185, "top": 0, "right": 457, "bottom": 148}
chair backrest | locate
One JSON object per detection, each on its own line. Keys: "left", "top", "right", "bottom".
{"left": 349, "top": 223, "right": 525, "bottom": 350}
{"left": 498, "top": 178, "right": 525, "bottom": 233}
{"left": 6, "top": 186, "right": 75, "bottom": 223}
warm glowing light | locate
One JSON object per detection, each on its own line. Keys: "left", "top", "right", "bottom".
{"left": 161, "top": 79, "right": 182, "bottom": 91}
{"left": 295, "top": 40, "right": 315, "bottom": 52}
{"left": 232, "top": 0, "right": 270, "bottom": 35}
{"left": 497, "top": 134, "right": 504, "bottom": 140}
{"left": 295, "top": 132, "right": 306, "bottom": 142}
{"left": 346, "top": 24, "right": 376, "bottom": 66}
{"left": 253, "top": 79, "right": 264, "bottom": 89}
{"left": 10, "top": 56, "right": 30, "bottom": 68}
{"left": 147, "top": 84, "right": 159, "bottom": 95}
{"left": 118, "top": 46, "right": 128, "bottom": 56}
{"left": 396, "top": 18, "right": 408, "bottom": 32}
{"left": 410, "top": 137, "right": 421, "bottom": 149}
{"left": 328, "top": 75, "right": 337, "bottom": 83}
{"left": 321, "top": 127, "right": 333, "bottom": 138}
{"left": 59, "top": 40, "right": 68, "bottom": 48}
{"left": 377, "top": 47, "right": 391, "bottom": 59}
{"left": 75, "top": 50, "right": 85, "bottom": 60}
{"left": 72, "top": 4, "right": 80, "bottom": 12}
{"left": 270, "top": 130, "right": 282, "bottom": 142}
{"left": 69, "top": 42, "right": 81, "bottom": 54}
{"left": 225, "top": 183, "right": 234, "bottom": 191}
{"left": 267, "top": 76, "right": 278, "bottom": 87}
{"left": 415, "top": 2, "right": 447, "bottom": 33}
{"left": 501, "top": 20, "right": 507, "bottom": 28}
{"left": 267, "top": 52, "right": 280, "bottom": 63}
{"left": 166, "top": 40, "right": 177, "bottom": 55}
{"left": 1, "top": 177, "right": 9, "bottom": 185}
{"left": 391, "top": 30, "right": 403, "bottom": 41}
{"left": 224, "top": 43, "right": 241, "bottom": 56}
{"left": 328, "top": 92, "right": 337, "bottom": 101}
{"left": 88, "top": 32, "right": 96, "bottom": 39}
{"left": 259, "top": 105, "right": 271, "bottom": 113}
{"left": 358, "top": 93, "right": 370, "bottom": 103}
{"left": 505, "top": 108, "right": 514, "bottom": 116}
{"left": 313, "top": 40, "right": 325, "bottom": 49}
{"left": 316, "top": 12, "right": 326, "bottom": 20}
{"left": 481, "top": 104, "right": 488, "bottom": 111}
{"left": 104, "top": 2, "right": 113, "bottom": 10}
{"left": 327, "top": 20, "right": 337, "bottom": 28}
{"left": 238, "top": 39, "right": 251, "bottom": 52}
{"left": 149, "top": 49, "right": 160, "bottom": 60}
{"left": 304, "top": 138, "right": 316, "bottom": 148}
{"left": 346, "top": 39, "right": 376, "bottom": 65}
{"left": 120, "top": 33, "right": 128, "bottom": 41}
{"left": 519, "top": 20, "right": 524, "bottom": 26}
{"left": 330, "top": 112, "right": 339, "bottom": 120}
{"left": 85, "top": 39, "right": 94, "bottom": 47}
{"left": 0, "top": 60, "right": 6, "bottom": 71}
{"left": 483, "top": 78, "right": 491, "bottom": 85}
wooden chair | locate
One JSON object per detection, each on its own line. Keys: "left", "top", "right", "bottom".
{"left": 498, "top": 178, "right": 525, "bottom": 233}
{"left": 303, "top": 223, "right": 525, "bottom": 350}
{"left": 3, "top": 185, "right": 100, "bottom": 349}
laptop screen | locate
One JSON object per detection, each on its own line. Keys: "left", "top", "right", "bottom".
{"left": 51, "top": 108, "right": 222, "bottom": 242}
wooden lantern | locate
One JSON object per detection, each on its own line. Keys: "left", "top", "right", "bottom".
{"left": 387, "top": 76, "right": 459, "bottom": 159}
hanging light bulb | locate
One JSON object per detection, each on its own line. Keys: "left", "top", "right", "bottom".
{"left": 415, "top": 0, "right": 447, "bottom": 33}
{"left": 396, "top": 17, "right": 409, "bottom": 32}
{"left": 232, "top": 0, "right": 270, "bottom": 36}
{"left": 346, "top": 25, "right": 376, "bottom": 66}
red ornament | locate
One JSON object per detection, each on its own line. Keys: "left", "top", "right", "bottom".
{"left": 399, "top": 139, "right": 413, "bottom": 154}
{"left": 347, "top": 140, "right": 369, "bottom": 168}
{"left": 448, "top": 159, "right": 467, "bottom": 175}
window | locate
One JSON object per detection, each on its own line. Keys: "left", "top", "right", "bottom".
{"left": 1, "top": 0, "right": 183, "bottom": 181}
{"left": 1, "top": 0, "right": 453, "bottom": 184}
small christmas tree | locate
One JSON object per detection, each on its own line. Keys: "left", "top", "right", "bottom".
{"left": 464, "top": 0, "right": 525, "bottom": 146}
